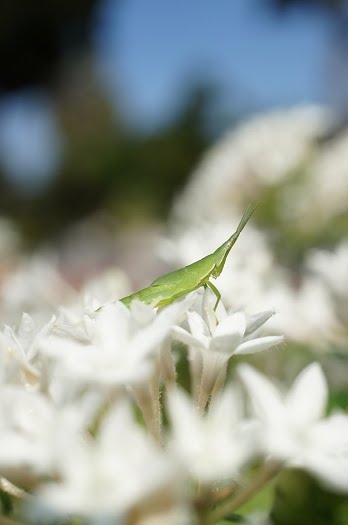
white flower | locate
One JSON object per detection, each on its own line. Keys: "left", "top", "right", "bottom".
{"left": 172, "top": 106, "right": 326, "bottom": 224}
{"left": 173, "top": 293, "right": 282, "bottom": 360}
{"left": 0, "top": 386, "right": 99, "bottom": 482}
{"left": 0, "top": 387, "right": 52, "bottom": 477}
{"left": 0, "top": 313, "right": 55, "bottom": 387}
{"left": 41, "top": 299, "right": 187, "bottom": 388}
{"left": 172, "top": 291, "right": 283, "bottom": 409}
{"left": 167, "top": 386, "right": 252, "bottom": 483}
{"left": 254, "top": 275, "right": 339, "bottom": 344}
{"left": 306, "top": 130, "right": 348, "bottom": 225}
{"left": 53, "top": 308, "right": 95, "bottom": 344}
{"left": 35, "top": 401, "right": 176, "bottom": 520}
{"left": 239, "top": 363, "right": 348, "bottom": 492}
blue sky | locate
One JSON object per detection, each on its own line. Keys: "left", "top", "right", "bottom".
{"left": 0, "top": 0, "right": 337, "bottom": 188}
{"left": 95, "top": 0, "right": 332, "bottom": 128}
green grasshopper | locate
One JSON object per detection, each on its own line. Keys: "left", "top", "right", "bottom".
{"left": 121, "top": 203, "right": 258, "bottom": 310}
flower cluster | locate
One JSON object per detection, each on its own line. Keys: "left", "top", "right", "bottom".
{"left": 0, "top": 271, "right": 347, "bottom": 525}
{"left": 1, "top": 105, "right": 348, "bottom": 524}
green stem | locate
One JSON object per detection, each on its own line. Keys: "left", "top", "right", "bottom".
{"left": 149, "top": 360, "right": 162, "bottom": 443}
{"left": 209, "top": 365, "right": 227, "bottom": 405}
{"left": 189, "top": 347, "right": 203, "bottom": 406}
{"left": 205, "top": 461, "right": 282, "bottom": 525}
{"left": 197, "top": 381, "right": 210, "bottom": 415}
{"left": 160, "top": 339, "right": 177, "bottom": 388}
{"left": 131, "top": 360, "right": 162, "bottom": 443}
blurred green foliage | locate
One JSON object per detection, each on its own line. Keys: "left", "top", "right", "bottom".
{"left": 216, "top": 469, "right": 348, "bottom": 525}
{"left": 0, "top": 70, "right": 210, "bottom": 244}
{"left": 272, "top": 469, "right": 348, "bottom": 525}
{"left": 251, "top": 154, "right": 348, "bottom": 269}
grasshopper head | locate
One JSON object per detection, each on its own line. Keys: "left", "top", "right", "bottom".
{"left": 212, "top": 203, "right": 258, "bottom": 277}
{"left": 213, "top": 237, "right": 236, "bottom": 277}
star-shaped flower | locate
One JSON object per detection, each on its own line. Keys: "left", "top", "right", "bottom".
{"left": 167, "top": 386, "right": 252, "bottom": 483}
{"left": 35, "top": 401, "right": 176, "bottom": 521}
{"left": 239, "top": 363, "right": 348, "bottom": 492}
{"left": 172, "top": 290, "right": 283, "bottom": 411}
{"left": 41, "top": 299, "right": 188, "bottom": 389}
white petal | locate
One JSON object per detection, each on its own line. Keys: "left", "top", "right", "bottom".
{"left": 18, "top": 313, "right": 36, "bottom": 345}
{"left": 303, "top": 416, "right": 348, "bottom": 491}
{"left": 209, "top": 385, "right": 243, "bottom": 428}
{"left": 128, "top": 319, "right": 170, "bottom": 359}
{"left": 171, "top": 326, "right": 205, "bottom": 349}
{"left": 28, "top": 315, "right": 56, "bottom": 360}
{"left": 309, "top": 414, "right": 348, "bottom": 451}
{"left": 301, "top": 454, "right": 348, "bottom": 493}
{"left": 286, "top": 363, "right": 327, "bottom": 426}
{"left": 167, "top": 388, "right": 202, "bottom": 447}
{"left": 187, "top": 311, "right": 210, "bottom": 339}
{"left": 130, "top": 300, "right": 155, "bottom": 325}
{"left": 235, "top": 335, "right": 284, "bottom": 355}
{"left": 95, "top": 302, "right": 130, "bottom": 351}
{"left": 167, "top": 387, "right": 245, "bottom": 481}
{"left": 3, "top": 325, "right": 23, "bottom": 357}
{"left": 40, "top": 335, "right": 89, "bottom": 359}
{"left": 201, "top": 287, "right": 226, "bottom": 333}
{"left": 127, "top": 302, "right": 197, "bottom": 365}
{"left": 100, "top": 401, "right": 135, "bottom": 446}
{"left": 214, "top": 312, "right": 246, "bottom": 345}
{"left": 245, "top": 309, "right": 275, "bottom": 336}
{"left": 238, "top": 364, "right": 284, "bottom": 423}
{"left": 209, "top": 335, "right": 241, "bottom": 357}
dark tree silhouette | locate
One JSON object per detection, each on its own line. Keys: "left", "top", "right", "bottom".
{"left": 0, "top": 0, "right": 98, "bottom": 92}
{"left": 268, "top": 0, "right": 341, "bottom": 10}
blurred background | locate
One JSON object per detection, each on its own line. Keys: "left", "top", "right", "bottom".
{"left": 0, "top": 0, "right": 347, "bottom": 246}
{"left": 2, "top": 1, "right": 348, "bottom": 522}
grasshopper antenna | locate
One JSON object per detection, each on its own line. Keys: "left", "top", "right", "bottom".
{"left": 235, "top": 201, "right": 260, "bottom": 235}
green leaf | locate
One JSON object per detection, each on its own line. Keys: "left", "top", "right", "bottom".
{"left": 271, "top": 469, "right": 348, "bottom": 525}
